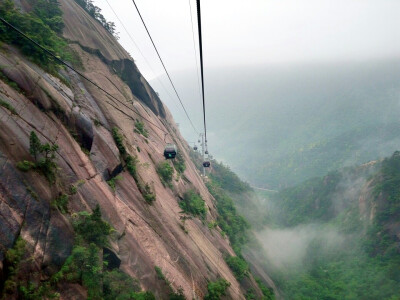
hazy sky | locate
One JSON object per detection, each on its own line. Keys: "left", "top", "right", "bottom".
{"left": 93, "top": 0, "right": 400, "bottom": 81}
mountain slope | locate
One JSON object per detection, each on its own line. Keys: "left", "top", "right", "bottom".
{"left": 153, "top": 62, "right": 400, "bottom": 189}
{"left": 0, "top": 1, "right": 267, "bottom": 298}
{"left": 257, "top": 153, "right": 400, "bottom": 299}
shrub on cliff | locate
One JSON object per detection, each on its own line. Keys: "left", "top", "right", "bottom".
{"left": 0, "top": 0, "right": 77, "bottom": 72}
{"left": 179, "top": 190, "right": 206, "bottom": 219}
{"left": 73, "top": 205, "right": 112, "bottom": 247}
{"left": 134, "top": 121, "right": 149, "bottom": 138}
{"left": 225, "top": 256, "right": 249, "bottom": 280}
{"left": 204, "top": 278, "right": 231, "bottom": 300}
{"left": 157, "top": 161, "right": 174, "bottom": 187}
{"left": 17, "top": 131, "right": 59, "bottom": 184}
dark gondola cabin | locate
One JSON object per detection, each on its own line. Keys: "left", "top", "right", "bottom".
{"left": 203, "top": 161, "right": 210, "bottom": 168}
{"left": 164, "top": 143, "right": 177, "bottom": 159}
{"left": 194, "top": 145, "right": 198, "bottom": 151}
{"left": 205, "top": 150, "right": 209, "bottom": 155}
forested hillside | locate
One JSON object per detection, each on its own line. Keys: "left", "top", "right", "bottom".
{"left": 259, "top": 153, "right": 400, "bottom": 299}
{"left": 0, "top": 0, "right": 274, "bottom": 298}
{"left": 154, "top": 62, "right": 400, "bottom": 189}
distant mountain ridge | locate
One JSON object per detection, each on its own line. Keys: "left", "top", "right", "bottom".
{"left": 152, "top": 60, "right": 400, "bottom": 189}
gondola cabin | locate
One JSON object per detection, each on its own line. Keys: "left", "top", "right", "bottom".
{"left": 164, "top": 143, "right": 177, "bottom": 159}
{"left": 194, "top": 145, "right": 198, "bottom": 151}
{"left": 205, "top": 150, "right": 209, "bottom": 155}
{"left": 203, "top": 161, "right": 211, "bottom": 168}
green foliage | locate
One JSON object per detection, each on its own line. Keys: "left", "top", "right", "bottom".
{"left": 112, "top": 127, "right": 126, "bottom": 156}
{"left": 52, "top": 193, "right": 69, "bottom": 214}
{"left": 225, "top": 256, "right": 249, "bottom": 280}
{"left": 69, "top": 185, "right": 78, "bottom": 195}
{"left": 245, "top": 289, "right": 256, "bottom": 300}
{"left": 56, "top": 206, "right": 156, "bottom": 299}
{"left": 32, "top": 0, "right": 64, "bottom": 33}
{"left": 93, "top": 119, "right": 102, "bottom": 127}
{"left": 3, "top": 236, "right": 26, "bottom": 294}
{"left": 73, "top": 205, "right": 112, "bottom": 248}
{"left": 17, "top": 131, "right": 59, "bottom": 184}
{"left": 143, "top": 183, "right": 156, "bottom": 204}
{"left": 5, "top": 236, "right": 26, "bottom": 267}
{"left": 125, "top": 155, "right": 156, "bottom": 204}
{"left": 134, "top": 121, "right": 149, "bottom": 138}
{"left": 373, "top": 151, "right": 400, "bottom": 226}
{"left": 255, "top": 278, "right": 274, "bottom": 300}
{"left": 154, "top": 266, "right": 167, "bottom": 282}
{"left": 126, "top": 155, "right": 138, "bottom": 180}
{"left": 0, "top": 71, "right": 23, "bottom": 94}
{"left": 208, "top": 221, "right": 217, "bottom": 230}
{"left": 179, "top": 190, "right": 206, "bottom": 219}
{"left": 266, "top": 153, "right": 400, "bottom": 299}
{"left": 0, "top": 98, "right": 17, "bottom": 115}
{"left": 172, "top": 151, "right": 186, "bottom": 174}
{"left": 168, "top": 288, "right": 185, "bottom": 300}
{"left": 204, "top": 278, "right": 230, "bottom": 300}
{"left": 26, "top": 185, "right": 39, "bottom": 200}
{"left": 209, "top": 161, "right": 250, "bottom": 193}
{"left": 29, "top": 131, "right": 41, "bottom": 160}
{"left": 35, "top": 143, "right": 59, "bottom": 184}
{"left": 157, "top": 161, "right": 174, "bottom": 187}
{"left": 107, "top": 175, "right": 122, "bottom": 191}
{"left": 0, "top": 0, "right": 77, "bottom": 72}
{"left": 131, "top": 291, "right": 156, "bottom": 300}
{"left": 73, "top": 0, "right": 118, "bottom": 38}
{"left": 271, "top": 163, "right": 378, "bottom": 228}
{"left": 57, "top": 243, "right": 102, "bottom": 298}
{"left": 206, "top": 182, "right": 250, "bottom": 255}
{"left": 103, "top": 269, "right": 141, "bottom": 300}
{"left": 273, "top": 172, "right": 342, "bottom": 227}
{"left": 16, "top": 160, "right": 36, "bottom": 171}
{"left": 18, "top": 282, "right": 59, "bottom": 299}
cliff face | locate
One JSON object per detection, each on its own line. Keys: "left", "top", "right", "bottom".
{"left": 0, "top": 0, "right": 264, "bottom": 298}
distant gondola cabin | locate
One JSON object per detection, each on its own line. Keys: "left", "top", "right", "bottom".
{"left": 203, "top": 161, "right": 210, "bottom": 168}
{"left": 164, "top": 143, "right": 177, "bottom": 159}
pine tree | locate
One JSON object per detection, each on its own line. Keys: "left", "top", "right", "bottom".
{"left": 29, "top": 131, "right": 41, "bottom": 161}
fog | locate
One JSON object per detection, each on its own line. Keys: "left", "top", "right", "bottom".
{"left": 256, "top": 224, "right": 345, "bottom": 271}
{"left": 94, "top": 0, "right": 400, "bottom": 78}
{"left": 251, "top": 165, "right": 373, "bottom": 274}
{"left": 153, "top": 61, "right": 400, "bottom": 187}
{"left": 91, "top": 0, "right": 400, "bottom": 187}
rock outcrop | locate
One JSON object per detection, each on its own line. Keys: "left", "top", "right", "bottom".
{"left": 0, "top": 0, "right": 265, "bottom": 298}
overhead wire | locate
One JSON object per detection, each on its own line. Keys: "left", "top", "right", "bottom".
{"left": 195, "top": 0, "right": 207, "bottom": 141}
{"left": 0, "top": 17, "right": 169, "bottom": 135}
{"left": 188, "top": 0, "right": 202, "bottom": 103}
{"left": 130, "top": 0, "right": 199, "bottom": 135}
{"left": 103, "top": 0, "right": 179, "bottom": 112}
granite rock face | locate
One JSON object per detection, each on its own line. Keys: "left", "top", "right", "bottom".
{"left": 0, "top": 0, "right": 272, "bottom": 298}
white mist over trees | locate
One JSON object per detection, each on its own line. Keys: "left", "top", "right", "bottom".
{"left": 154, "top": 60, "right": 400, "bottom": 188}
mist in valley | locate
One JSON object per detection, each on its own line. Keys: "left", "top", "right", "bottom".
{"left": 152, "top": 60, "right": 400, "bottom": 189}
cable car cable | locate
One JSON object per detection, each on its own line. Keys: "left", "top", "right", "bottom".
{"left": 0, "top": 17, "right": 169, "bottom": 135}
{"left": 195, "top": 0, "right": 207, "bottom": 141}
{"left": 188, "top": 0, "right": 202, "bottom": 102}
{"left": 131, "top": 0, "right": 199, "bottom": 135}
{"left": 104, "top": 0, "right": 180, "bottom": 114}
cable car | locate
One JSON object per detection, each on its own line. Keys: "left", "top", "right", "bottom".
{"left": 205, "top": 150, "right": 209, "bottom": 155}
{"left": 164, "top": 143, "right": 177, "bottom": 159}
{"left": 203, "top": 161, "right": 210, "bottom": 168}
{"left": 194, "top": 145, "right": 198, "bottom": 151}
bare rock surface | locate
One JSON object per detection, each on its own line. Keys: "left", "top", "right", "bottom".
{"left": 0, "top": 1, "right": 268, "bottom": 298}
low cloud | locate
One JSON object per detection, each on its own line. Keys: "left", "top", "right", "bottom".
{"left": 256, "top": 224, "right": 345, "bottom": 271}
